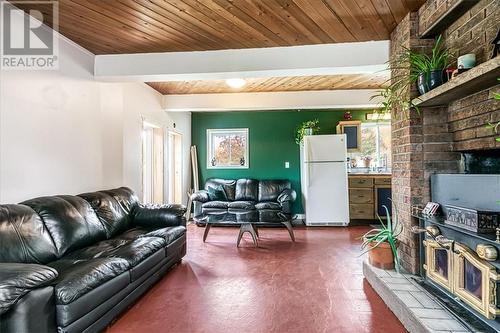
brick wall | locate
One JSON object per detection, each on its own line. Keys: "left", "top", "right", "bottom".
{"left": 449, "top": 86, "right": 500, "bottom": 151}
{"left": 419, "top": 0, "right": 499, "bottom": 64}
{"left": 390, "top": 0, "right": 499, "bottom": 273}
{"left": 390, "top": 13, "right": 430, "bottom": 274}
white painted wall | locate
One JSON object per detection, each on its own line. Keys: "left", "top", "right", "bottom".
{"left": 0, "top": 14, "right": 191, "bottom": 203}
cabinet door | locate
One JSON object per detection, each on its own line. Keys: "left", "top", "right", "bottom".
{"left": 375, "top": 186, "right": 392, "bottom": 217}
{"left": 349, "top": 188, "right": 373, "bottom": 204}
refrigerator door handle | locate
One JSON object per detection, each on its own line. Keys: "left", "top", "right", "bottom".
{"left": 308, "top": 160, "right": 311, "bottom": 187}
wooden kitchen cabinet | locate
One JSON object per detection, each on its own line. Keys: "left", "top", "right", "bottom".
{"left": 348, "top": 175, "right": 391, "bottom": 221}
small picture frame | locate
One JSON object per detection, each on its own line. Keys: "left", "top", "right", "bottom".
{"left": 422, "top": 202, "right": 440, "bottom": 216}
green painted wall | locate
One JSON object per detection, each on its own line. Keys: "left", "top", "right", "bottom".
{"left": 191, "top": 109, "right": 370, "bottom": 214}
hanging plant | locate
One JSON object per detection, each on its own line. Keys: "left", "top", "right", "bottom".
{"left": 295, "top": 119, "right": 320, "bottom": 145}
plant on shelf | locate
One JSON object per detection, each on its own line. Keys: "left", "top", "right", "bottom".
{"left": 372, "top": 35, "right": 453, "bottom": 116}
{"left": 360, "top": 204, "right": 403, "bottom": 273}
{"left": 486, "top": 79, "right": 500, "bottom": 142}
{"left": 395, "top": 35, "right": 452, "bottom": 95}
{"left": 295, "top": 119, "right": 320, "bottom": 145}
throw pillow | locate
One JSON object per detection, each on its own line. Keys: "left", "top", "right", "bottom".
{"left": 207, "top": 185, "right": 228, "bottom": 201}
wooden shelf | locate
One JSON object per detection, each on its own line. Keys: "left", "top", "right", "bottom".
{"left": 419, "top": 0, "right": 476, "bottom": 39}
{"left": 412, "top": 57, "right": 500, "bottom": 108}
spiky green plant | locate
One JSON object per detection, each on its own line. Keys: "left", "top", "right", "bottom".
{"left": 372, "top": 35, "right": 452, "bottom": 117}
{"left": 360, "top": 204, "right": 403, "bottom": 273}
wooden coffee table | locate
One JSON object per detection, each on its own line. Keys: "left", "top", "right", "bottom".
{"left": 195, "top": 210, "right": 295, "bottom": 247}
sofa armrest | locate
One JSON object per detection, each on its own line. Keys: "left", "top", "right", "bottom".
{"left": 0, "top": 263, "right": 58, "bottom": 315}
{"left": 277, "top": 189, "right": 296, "bottom": 214}
{"left": 277, "top": 188, "right": 297, "bottom": 204}
{"left": 191, "top": 190, "right": 210, "bottom": 203}
{"left": 132, "top": 204, "right": 187, "bottom": 228}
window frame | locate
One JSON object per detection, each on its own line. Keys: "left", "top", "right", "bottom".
{"left": 206, "top": 128, "right": 249, "bottom": 169}
{"left": 355, "top": 121, "right": 391, "bottom": 169}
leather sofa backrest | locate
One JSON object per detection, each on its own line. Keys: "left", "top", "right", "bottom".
{"left": 204, "top": 179, "right": 236, "bottom": 201}
{"left": 0, "top": 204, "right": 58, "bottom": 264}
{"left": 258, "top": 180, "right": 291, "bottom": 202}
{"left": 204, "top": 178, "right": 292, "bottom": 203}
{"left": 78, "top": 187, "right": 138, "bottom": 239}
{"left": 22, "top": 195, "right": 107, "bottom": 257}
{"left": 235, "top": 179, "right": 258, "bottom": 201}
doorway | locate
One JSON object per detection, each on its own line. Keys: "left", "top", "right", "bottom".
{"left": 142, "top": 121, "right": 164, "bottom": 204}
{"left": 168, "top": 131, "right": 183, "bottom": 204}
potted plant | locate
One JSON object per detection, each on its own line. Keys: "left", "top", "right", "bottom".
{"left": 398, "top": 35, "right": 452, "bottom": 95}
{"left": 371, "top": 35, "right": 453, "bottom": 116}
{"left": 362, "top": 156, "right": 372, "bottom": 168}
{"left": 361, "top": 205, "right": 402, "bottom": 272}
{"left": 295, "top": 119, "right": 320, "bottom": 145}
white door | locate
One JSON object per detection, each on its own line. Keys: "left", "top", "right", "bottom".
{"left": 142, "top": 122, "right": 164, "bottom": 204}
{"left": 168, "top": 131, "right": 183, "bottom": 204}
{"left": 305, "top": 162, "right": 349, "bottom": 225}
{"left": 304, "top": 134, "right": 346, "bottom": 162}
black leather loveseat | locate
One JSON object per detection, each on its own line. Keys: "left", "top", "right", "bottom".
{"left": 0, "top": 187, "right": 186, "bottom": 333}
{"left": 191, "top": 178, "right": 296, "bottom": 217}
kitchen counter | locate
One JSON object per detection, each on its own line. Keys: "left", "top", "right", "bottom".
{"left": 348, "top": 173, "right": 392, "bottom": 177}
{"left": 347, "top": 174, "right": 392, "bottom": 221}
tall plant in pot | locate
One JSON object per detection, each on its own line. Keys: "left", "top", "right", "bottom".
{"left": 396, "top": 35, "right": 452, "bottom": 95}
{"left": 361, "top": 205, "right": 403, "bottom": 272}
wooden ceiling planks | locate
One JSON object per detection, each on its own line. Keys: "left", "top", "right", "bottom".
{"left": 13, "top": 0, "right": 426, "bottom": 54}
{"left": 146, "top": 73, "right": 389, "bottom": 95}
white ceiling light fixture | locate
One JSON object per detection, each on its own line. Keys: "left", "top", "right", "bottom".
{"left": 225, "top": 78, "right": 246, "bottom": 89}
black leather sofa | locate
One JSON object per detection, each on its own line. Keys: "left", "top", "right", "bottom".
{"left": 191, "top": 178, "right": 296, "bottom": 217}
{"left": 0, "top": 187, "right": 186, "bottom": 333}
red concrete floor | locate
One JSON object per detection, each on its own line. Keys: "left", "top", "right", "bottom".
{"left": 107, "top": 224, "right": 407, "bottom": 333}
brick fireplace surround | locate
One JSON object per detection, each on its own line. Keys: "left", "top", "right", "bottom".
{"left": 391, "top": 0, "right": 500, "bottom": 274}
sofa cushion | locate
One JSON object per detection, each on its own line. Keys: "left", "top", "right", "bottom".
{"left": 258, "top": 180, "right": 291, "bottom": 202}
{"left": 21, "top": 196, "right": 107, "bottom": 257}
{"left": 235, "top": 179, "right": 258, "bottom": 201}
{"left": 64, "top": 237, "right": 165, "bottom": 267}
{"left": 202, "top": 201, "right": 229, "bottom": 209}
{"left": 0, "top": 263, "right": 58, "bottom": 315}
{"left": 48, "top": 258, "right": 130, "bottom": 305}
{"left": 207, "top": 185, "right": 228, "bottom": 201}
{"left": 119, "top": 226, "right": 186, "bottom": 246}
{"left": 228, "top": 201, "right": 256, "bottom": 210}
{"left": 255, "top": 202, "right": 281, "bottom": 210}
{"left": 0, "top": 204, "right": 58, "bottom": 264}
{"left": 205, "top": 179, "right": 236, "bottom": 201}
{"left": 78, "top": 187, "right": 138, "bottom": 239}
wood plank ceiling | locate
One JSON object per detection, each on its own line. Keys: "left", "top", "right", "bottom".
{"left": 147, "top": 73, "right": 390, "bottom": 94}
{"left": 15, "top": 0, "right": 425, "bottom": 55}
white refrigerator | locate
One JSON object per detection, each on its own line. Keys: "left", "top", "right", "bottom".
{"left": 300, "top": 134, "right": 349, "bottom": 226}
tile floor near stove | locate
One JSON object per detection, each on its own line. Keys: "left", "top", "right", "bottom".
{"left": 108, "top": 224, "right": 407, "bottom": 333}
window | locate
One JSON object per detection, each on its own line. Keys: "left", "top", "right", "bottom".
{"left": 207, "top": 128, "right": 249, "bottom": 169}
{"left": 349, "top": 122, "right": 391, "bottom": 169}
